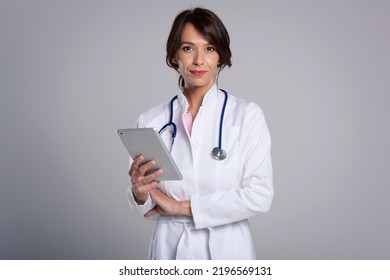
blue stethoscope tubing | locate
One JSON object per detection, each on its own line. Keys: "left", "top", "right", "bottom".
{"left": 159, "top": 95, "right": 178, "bottom": 146}
{"left": 159, "top": 89, "right": 228, "bottom": 160}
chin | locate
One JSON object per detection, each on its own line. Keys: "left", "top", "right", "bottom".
{"left": 186, "top": 79, "right": 214, "bottom": 89}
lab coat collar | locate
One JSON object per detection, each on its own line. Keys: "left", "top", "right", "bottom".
{"left": 177, "top": 84, "right": 219, "bottom": 112}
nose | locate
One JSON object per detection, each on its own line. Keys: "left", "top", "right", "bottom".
{"left": 193, "top": 50, "right": 204, "bottom": 66}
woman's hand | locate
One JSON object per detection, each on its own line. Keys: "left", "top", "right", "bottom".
{"left": 144, "top": 189, "right": 192, "bottom": 218}
{"left": 129, "top": 155, "right": 163, "bottom": 205}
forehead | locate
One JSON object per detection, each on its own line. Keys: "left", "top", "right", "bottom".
{"left": 180, "top": 23, "right": 210, "bottom": 44}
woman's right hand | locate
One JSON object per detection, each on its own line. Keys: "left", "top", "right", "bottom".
{"left": 129, "top": 155, "right": 163, "bottom": 205}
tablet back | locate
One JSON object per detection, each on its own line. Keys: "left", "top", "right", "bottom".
{"left": 118, "top": 128, "right": 183, "bottom": 181}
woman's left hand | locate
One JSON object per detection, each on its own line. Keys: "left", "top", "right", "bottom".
{"left": 144, "top": 189, "right": 192, "bottom": 218}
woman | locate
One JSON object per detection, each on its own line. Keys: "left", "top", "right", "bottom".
{"left": 128, "top": 7, "right": 273, "bottom": 259}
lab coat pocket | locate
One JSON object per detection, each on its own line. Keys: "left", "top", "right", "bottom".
{"left": 216, "top": 126, "right": 241, "bottom": 191}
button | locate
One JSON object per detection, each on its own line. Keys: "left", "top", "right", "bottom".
{"left": 192, "top": 141, "right": 198, "bottom": 148}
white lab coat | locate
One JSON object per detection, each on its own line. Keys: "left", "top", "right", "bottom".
{"left": 127, "top": 84, "right": 273, "bottom": 259}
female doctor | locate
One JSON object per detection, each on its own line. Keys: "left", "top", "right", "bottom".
{"left": 128, "top": 7, "right": 273, "bottom": 259}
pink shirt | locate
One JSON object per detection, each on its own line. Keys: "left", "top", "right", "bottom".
{"left": 183, "top": 112, "right": 193, "bottom": 137}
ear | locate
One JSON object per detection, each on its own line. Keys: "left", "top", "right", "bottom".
{"left": 172, "top": 57, "right": 178, "bottom": 65}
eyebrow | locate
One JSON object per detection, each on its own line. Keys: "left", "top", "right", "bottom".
{"left": 179, "top": 41, "right": 195, "bottom": 46}
{"left": 179, "top": 41, "right": 214, "bottom": 46}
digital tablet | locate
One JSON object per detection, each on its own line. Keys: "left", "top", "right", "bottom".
{"left": 117, "top": 128, "right": 183, "bottom": 181}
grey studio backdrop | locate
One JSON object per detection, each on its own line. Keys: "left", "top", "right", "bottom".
{"left": 0, "top": 0, "right": 389, "bottom": 259}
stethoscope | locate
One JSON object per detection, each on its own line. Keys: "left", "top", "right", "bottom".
{"left": 159, "top": 89, "right": 228, "bottom": 160}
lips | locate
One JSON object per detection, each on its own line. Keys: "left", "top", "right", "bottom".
{"left": 190, "top": 70, "right": 207, "bottom": 77}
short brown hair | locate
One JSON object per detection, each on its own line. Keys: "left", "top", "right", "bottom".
{"left": 166, "top": 8, "right": 232, "bottom": 86}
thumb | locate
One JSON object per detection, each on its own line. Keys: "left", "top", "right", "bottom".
{"left": 144, "top": 207, "right": 159, "bottom": 218}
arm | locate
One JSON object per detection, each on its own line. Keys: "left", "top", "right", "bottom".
{"left": 127, "top": 114, "right": 161, "bottom": 217}
{"left": 144, "top": 188, "right": 192, "bottom": 217}
{"left": 127, "top": 182, "right": 156, "bottom": 217}
{"left": 127, "top": 155, "right": 161, "bottom": 216}
{"left": 191, "top": 105, "right": 273, "bottom": 229}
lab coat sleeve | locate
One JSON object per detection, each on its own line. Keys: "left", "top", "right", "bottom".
{"left": 127, "top": 184, "right": 156, "bottom": 216}
{"left": 191, "top": 104, "right": 274, "bottom": 229}
{"left": 126, "top": 113, "right": 157, "bottom": 217}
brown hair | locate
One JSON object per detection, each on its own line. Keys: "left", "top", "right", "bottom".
{"left": 166, "top": 8, "right": 232, "bottom": 87}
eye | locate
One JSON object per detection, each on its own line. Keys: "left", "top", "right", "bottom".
{"left": 182, "top": 46, "right": 193, "bottom": 52}
{"left": 206, "top": 46, "right": 216, "bottom": 52}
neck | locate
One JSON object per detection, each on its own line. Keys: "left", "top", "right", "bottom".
{"left": 183, "top": 84, "right": 214, "bottom": 109}
{"left": 183, "top": 84, "right": 214, "bottom": 120}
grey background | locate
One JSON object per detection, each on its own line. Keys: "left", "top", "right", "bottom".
{"left": 1, "top": 0, "right": 389, "bottom": 259}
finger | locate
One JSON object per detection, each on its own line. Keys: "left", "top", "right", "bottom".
{"left": 136, "top": 180, "right": 159, "bottom": 194}
{"left": 144, "top": 208, "right": 158, "bottom": 217}
{"left": 129, "top": 155, "right": 144, "bottom": 176}
{"left": 144, "top": 205, "right": 163, "bottom": 217}
{"left": 148, "top": 188, "right": 168, "bottom": 206}
{"left": 148, "top": 188, "right": 161, "bottom": 199}
{"left": 137, "top": 160, "right": 157, "bottom": 175}
{"left": 144, "top": 209, "right": 157, "bottom": 217}
{"left": 132, "top": 167, "right": 162, "bottom": 186}
{"left": 141, "top": 168, "right": 163, "bottom": 184}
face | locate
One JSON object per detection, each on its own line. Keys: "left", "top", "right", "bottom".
{"left": 174, "top": 23, "right": 220, "bottom": 92}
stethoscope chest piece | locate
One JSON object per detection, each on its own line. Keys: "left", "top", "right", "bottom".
{"left": 212, "top": 147, "right": 227, "bottom": 161}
